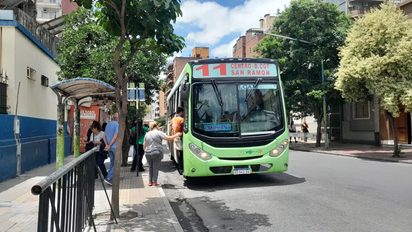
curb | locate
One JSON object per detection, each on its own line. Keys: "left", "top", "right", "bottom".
{"left": 290, "top": 147, "right": 412, "bottom": 165}
{"left": 158, "top": 186, "right": 184, "bottom": 232}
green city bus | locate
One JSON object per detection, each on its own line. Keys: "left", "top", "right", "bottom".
{"left": 166, "top": 58, "right": 289, "bottom": 177}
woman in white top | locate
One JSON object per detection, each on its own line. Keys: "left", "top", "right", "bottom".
{"left": 90, "top": 121, "right": 108, "bottom": 179}
{"left": 143, "top": 121, "right": 181, "bottom": 187}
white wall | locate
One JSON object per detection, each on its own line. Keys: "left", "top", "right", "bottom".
{"left": 2, "top": 26, "right": 60, "bottom": 120}
{"left": 291, "top": 115, "right": 318, "bottom": 133}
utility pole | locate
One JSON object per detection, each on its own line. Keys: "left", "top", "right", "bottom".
{"left": 128, "top": 82, "right": 145, "bottom": 176}
{"left": 136, "top": 83, "right": 145, "bottom": 176}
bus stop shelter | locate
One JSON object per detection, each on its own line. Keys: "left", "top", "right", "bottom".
{"left": 51, "top": 78, "right": 116, "bottom": 169}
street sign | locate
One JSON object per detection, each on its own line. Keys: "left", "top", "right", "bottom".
{"left": 138, "top": 89, "right": 145, "bottom": 102}
{"left": 138, "top": 82, "right": 145, "bottom": 102}
{"left": 127, "top": 88, "right": 137, "bottom": 101}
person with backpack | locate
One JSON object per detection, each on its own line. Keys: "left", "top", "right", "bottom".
{"left": 302, "top": 120, "right": 309, "bottom": 142}
{"left": 131, "top": 120, "right": 148, "bottom": 172}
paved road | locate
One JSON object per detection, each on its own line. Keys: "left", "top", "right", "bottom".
{"left": 159, "top": 150, "right": 412, "bottom": 232}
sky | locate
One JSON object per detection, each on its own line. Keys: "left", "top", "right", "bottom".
{"left": 169, "top": 0, "right": 292, "bottom": 62}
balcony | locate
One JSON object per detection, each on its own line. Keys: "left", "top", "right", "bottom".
{"left": 167, "top": 79, "right": 174, "bottom": 88}
{"left": 13, "top": 8, "right": 58, "bottom": 57}
{"left": 36, "top": 1, "right": 61, "bottom": 9}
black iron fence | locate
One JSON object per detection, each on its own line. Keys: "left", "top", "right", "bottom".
{"left": 32, "top": 147, "right": 101, "bottom": 232}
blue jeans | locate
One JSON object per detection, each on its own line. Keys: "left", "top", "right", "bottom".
{"left": 107, "top": 148, "right": 116, "bottom": 180}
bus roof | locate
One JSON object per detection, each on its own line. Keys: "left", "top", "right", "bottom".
{"left": 188, "top": 57, "right": 278, "bottom": 65}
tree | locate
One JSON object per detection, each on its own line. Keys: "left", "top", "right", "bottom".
{"left": 335, "top": 3, "right": 412, "bottom": 157}
{"left": 111, "top": 102, "right": 150, "bottom": 166}
{"left": 155, "top": 116, "right": 166, "bottom": 127}
{"left": 255, "top": 0, "right": 351, "bottom": 147}
{"left": 57, "top": 8, "right": 167, "bottom": 101}
{"left": 71, "top": 0, "right": 185, "bottom": 218}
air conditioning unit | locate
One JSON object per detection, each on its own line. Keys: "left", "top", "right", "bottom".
{"left": 27, "top": 67, "right": 36, "bottom": 81}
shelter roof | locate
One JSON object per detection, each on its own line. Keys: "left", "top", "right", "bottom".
{"left": 51, "top": 78, "right": 116, "bottom": 100}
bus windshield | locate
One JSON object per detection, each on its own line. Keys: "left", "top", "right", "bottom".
{"left": 193, "top": 82, "right": 283, "bottom": 137}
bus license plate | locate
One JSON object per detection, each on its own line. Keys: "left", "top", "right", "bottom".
{"left": 233, "top": 168, "right": 251, "bottom": 175}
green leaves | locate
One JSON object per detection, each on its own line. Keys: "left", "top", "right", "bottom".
{"left": 256, "top": 0, "right": 350, "bottom": 119}
{"left": 57, "top": 8, "right": 167, "bottom": 104}
{"left": 336, "top": 3, "right": 412, "bottom": 117}
{"left": 72, "top": 0, "right": 185, "bottom": 55}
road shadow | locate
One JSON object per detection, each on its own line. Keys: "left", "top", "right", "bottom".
{"left": 183, "top": 172, "right": 306, "bottom": 192}
{"left": 170, "top": 196, "right": 272, "bottom": 232}
{"left": 159, "top": 157, "right": 305, "bottom": 192}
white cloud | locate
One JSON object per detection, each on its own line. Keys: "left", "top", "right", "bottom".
{"left": 166, "top": 52, "right": 181, "bottom": 64}
{"left": 211, "top": 38, "right": 238, "bottom": 58}
{"left": 177, "top": 0, "right": 291, "bottom": 45}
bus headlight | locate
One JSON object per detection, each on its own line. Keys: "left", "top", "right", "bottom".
{"left": 270, "top": 140, "right": 288, "bottom": 157}
{"left": 189, "top": 143, "right": 212, "bottom": 161}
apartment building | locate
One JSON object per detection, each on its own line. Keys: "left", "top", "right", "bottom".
{"left": 233, "top": 14, "right": 275, "bottom": 58}
{"left": 36, "top": 0, "right": 78, "bottom": 24}
{"left": 0, "top": 8, "right": 71, "bottom": 182}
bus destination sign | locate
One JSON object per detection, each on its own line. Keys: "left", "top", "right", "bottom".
{"left": 193, "top": 63, "right": 277, "bottom": 78}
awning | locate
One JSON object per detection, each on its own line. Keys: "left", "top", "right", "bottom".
{"left": 0, "top": 0, "right": 25, "bottom": 7}
{"left": 41, "top": 15, "right": 65, "bottom": 35}
{"left": 51, "top": 78, "right": 116, "bottom": 101}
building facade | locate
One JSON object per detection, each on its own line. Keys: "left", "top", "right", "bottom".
{"left": 36, "top": 0, "right": 78, "bottom": 24}
{"left": 192, "top": 47, "right": 209, "bottom": 59}
{"left": 0, "top": 9, "right": 70, "bottom": 182}
{"left": 339, "top": 1, "right": 412, "bottom": 146}
{"left": 233, "top": 14, "right": 275, "bottom": 58}
{"left": 399, "top": 0, "right": 412, "bottom": 19}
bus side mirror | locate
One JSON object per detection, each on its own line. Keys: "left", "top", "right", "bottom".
{"left": 180, "top": 83, "right": 190, "bottom": 102}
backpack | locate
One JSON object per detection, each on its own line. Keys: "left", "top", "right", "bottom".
{"left": 99, "top": 139, "right": 108, "bottom": 159}
{"left": 129, "top": 129, "right": 137, "bottom": 145}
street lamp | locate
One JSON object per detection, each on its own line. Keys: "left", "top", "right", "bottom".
{"left": 248, "top": 28, "right": 329, "bottom": 149}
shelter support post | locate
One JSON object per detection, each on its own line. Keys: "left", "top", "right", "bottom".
{"left": 74, "top": 101, "right": 81, "bottom": 158}
{"left": 56, "top": 96, "right": 65, "bottom": 170}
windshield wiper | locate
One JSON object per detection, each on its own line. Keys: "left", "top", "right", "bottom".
{"left": 245, "top": 78, "right": 262, "bottom": 102}
{"left": 211, "top": 79, "right": 223, "bottom": 107}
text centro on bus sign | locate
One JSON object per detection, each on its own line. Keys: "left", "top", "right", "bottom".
{"left": 193, "top": 62, "right": 278, "bottom": 78}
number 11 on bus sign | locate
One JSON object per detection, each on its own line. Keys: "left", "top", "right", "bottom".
{"left": 195, "top": 64, "right": 227, "bottom": 77}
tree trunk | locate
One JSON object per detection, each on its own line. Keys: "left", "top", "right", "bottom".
{"left": 121, "top": 120, "right": 130, "bottom": 166}
{"left": 111, "top": 69, "right": 128, "bottom": 219}
{"left": 316, "top": 117, "right": 322, "bottom": 148}
{"left": 387, "top": 111, "right": 400, "bottom": 157}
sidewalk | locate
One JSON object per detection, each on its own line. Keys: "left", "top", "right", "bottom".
{"left": 289, "top": 141, "right": 412, "bottom": 164}
{"left": 0, "top": 150, "right": 183, "bottom": 232}
{"left": 90, "top": 162, "right": 183, "bottom": 232}
{"left": 0, "top": 155, "right": 74, "bottom": 231}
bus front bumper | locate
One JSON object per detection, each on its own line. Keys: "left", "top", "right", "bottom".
{"left": 183, "top": 149, "right": 289, "bottom": 177}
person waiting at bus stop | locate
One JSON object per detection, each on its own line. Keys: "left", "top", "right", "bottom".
{"left": 143, "top": 121, "right": 181, "bottom": 187}
{"left": 87, "top": 121, "right": 108, "bottom": 179}
{"left": 131, "top": 120, "right": 148, "bottom": 172}
{"left": 171, "top": 106, "right": 184, "bottom": 174}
